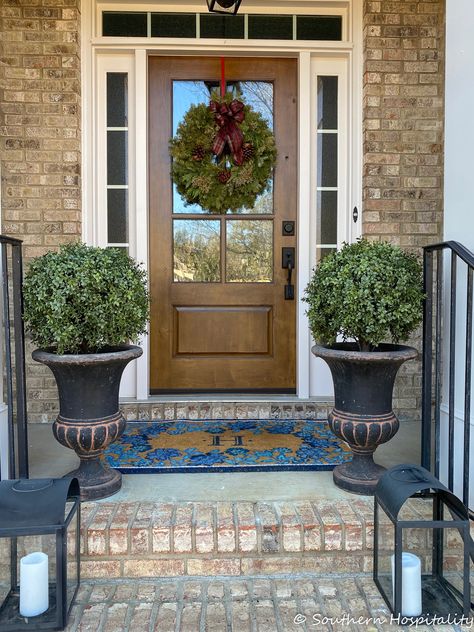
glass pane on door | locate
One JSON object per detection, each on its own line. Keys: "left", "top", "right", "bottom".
{"left": 172, "top": 80, "right": 274, "bottom": 215}
{"left": 173, "top": 219, "right": 220, "bottom": 282}
{"left": 226, "top": 220, "right": 273, "bottom": 282}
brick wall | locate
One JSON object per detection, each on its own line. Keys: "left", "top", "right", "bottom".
{"left": 1, "top": 1, "right": 445, "bottom": 422}
{"left": 0, "top": 0, "right": 81, "bottom": 420}
{"left": 363, "top": 0, "right": 445, "bottom": 421}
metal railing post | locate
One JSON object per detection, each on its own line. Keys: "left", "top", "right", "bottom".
{"left": 0, "top": 235, "right": 29, "bottom": 480}
{"left": 422, "top": 240, "right": 474, "bottom": 514}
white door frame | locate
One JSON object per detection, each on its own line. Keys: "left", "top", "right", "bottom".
{"left": 81, "top": 0, "right": 363, "bottom": 401}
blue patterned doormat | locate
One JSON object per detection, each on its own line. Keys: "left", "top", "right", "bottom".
{"left": 103, "top": 419, "right": 351, "bottom": 473}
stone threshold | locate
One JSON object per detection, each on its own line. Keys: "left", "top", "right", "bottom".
{"left": 120, "top": 401, "right": 333, "bottom": 422}
{"left": 79, "top": 498, "right": 377, "bottom": 580}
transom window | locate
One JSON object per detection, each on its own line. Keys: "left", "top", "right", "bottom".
{"left": 102, "top": 12, "right": 343, "bottom": 41}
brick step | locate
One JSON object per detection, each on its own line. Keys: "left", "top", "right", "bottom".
{"left": 80, "top": 498, "right": 375, "bottom": 580}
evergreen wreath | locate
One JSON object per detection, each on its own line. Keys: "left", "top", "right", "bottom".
{"left": 170, "top": 91, "right": 277, "bottom": 214}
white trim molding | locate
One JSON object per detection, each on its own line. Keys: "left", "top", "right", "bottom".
{"left": 81, "top": 0, "right": 363, "bottom": 401}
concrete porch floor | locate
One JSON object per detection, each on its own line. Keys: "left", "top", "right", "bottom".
{"left": 28, "top": 420, "right": 420, "bottom": 503}
{"left": 28, "top": 422, "right": 466, "bottom": 632}
{"left": 29, "top": 421, "right": 461, "bottom": 632}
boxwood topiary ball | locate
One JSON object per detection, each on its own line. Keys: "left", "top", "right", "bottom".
{"left": 303, "top": 239, "right": 424, "bottom": 352}
{"left": 23, "top": 242, "right": 149, "bottom": 355}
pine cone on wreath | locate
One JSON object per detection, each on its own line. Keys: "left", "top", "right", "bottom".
{"left": 217, "top": 170, "right": 231, "bottom": 184}
{"left": 242, "top": 142, "right": 255, "bottom": 161}
{"left": 192, "top": 145, "right": 206, "bottom": 161}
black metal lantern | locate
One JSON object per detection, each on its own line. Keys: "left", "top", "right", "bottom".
{"left": 206, "top": 0, "right": 242, "bottom": 15}
{"left": 0, "top": 478, "right": 80, "bottom": 631}
{"left": 374, "top": 464, "right": 471, "bottom": 620}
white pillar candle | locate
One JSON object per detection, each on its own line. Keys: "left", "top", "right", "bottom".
{"left": 391, "top": 552, "right": 422, "bottom": 617}
{"left": 19, "top": 552, "right": 49, "bottom": 617}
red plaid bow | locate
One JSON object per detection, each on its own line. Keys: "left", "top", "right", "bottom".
{"left": 209, "top": 99, "right": 245, "bottom": 166}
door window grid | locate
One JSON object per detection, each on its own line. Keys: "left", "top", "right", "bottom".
{"left": 106, "top": 72, "right": 129, "bottom": 248}
{"left": 171, "top": 79, "right": 275, "bottom": 284}
{"left": 173, "top": 219, "right": 221, "bottom": 283}
{"left": 172, "top": 80, "right": 274, "bottom": 216}
{"left": 315, "top": 75, "right": 338, "bottom": 263}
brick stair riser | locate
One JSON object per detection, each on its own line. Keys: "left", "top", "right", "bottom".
{"left": 72, "top": 500, "right": 469, "bottom": 580}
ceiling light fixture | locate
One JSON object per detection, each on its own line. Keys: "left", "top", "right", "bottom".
{"left": 206, "top": 0, "right": 242, "bottom": 16}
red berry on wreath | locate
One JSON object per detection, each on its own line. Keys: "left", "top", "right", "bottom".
{"left": 217, "top": 170, "right": 231, "bottom": 184}
{"left": 192, "top": 145, "right": 206, "bottom": 161}
{"left": 242, "top": 142, "right": 255, "bottom": 161}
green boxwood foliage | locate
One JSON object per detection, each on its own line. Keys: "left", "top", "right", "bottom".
{"left": 23, "top": 243, "right": 149, "bottom": 354}
{"left": 303, "top": 239, "right": 424, "bottom": 351}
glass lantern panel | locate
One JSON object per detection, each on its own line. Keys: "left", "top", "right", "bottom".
{"left": 392, "top": 497, "right": 469, "bottom": 618}
{"left": 437, "top": 523, "right": 469, "bottom": 617}
{"left": 66, "top": 501, "right": 80, "bottom": 613}
{"left": 374, "top": 502, "right": 395, "bottom": 613}
{"left": 396, "top": 525, "right": 467, "bottom": 618}
{"left": 0, "top": 537, "right": 11, "bottom": 611}
{"left": 0, "top": 534, "right": 59, "bottom": 628}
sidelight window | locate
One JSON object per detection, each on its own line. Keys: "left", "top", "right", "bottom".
{"left": 315, "top": 75, "right": 338, "bottom": 262}
{"left": 106, "top": 72, "right": 129, "bottom": 248}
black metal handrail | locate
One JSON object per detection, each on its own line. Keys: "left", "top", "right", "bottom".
{"left": 0, "top": 235, "right": 28, "bottom": 480}
{"left": 422, "top": 240, "right": 474, "bottom": 510}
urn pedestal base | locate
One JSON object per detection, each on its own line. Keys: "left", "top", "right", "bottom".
{"left": 328, "top": 409, "right": 400, "bottom": 495}
{"left": 53, "top": 411, "right": 127, "bottom": 501}
{"left": 332, "top": 450, "right": 387, "bottom": 495}
{"left": 66, "top": 459, "right": 122, "bottom": 501}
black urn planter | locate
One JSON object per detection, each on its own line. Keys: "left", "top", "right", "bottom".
{"left": 32, "top": 345, "right": 142, "bottom": 501}
{"left": 312, "top": 343, "right": 417, "bottom": 495}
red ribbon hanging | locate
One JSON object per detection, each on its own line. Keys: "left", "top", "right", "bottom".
{"left": 220, "top": 56, "right": 226, "bottom": 98}
{"left": 209, "top": 99, "right": 245, "bottom": 166}
{"left": 210, "top": 57, "right": 245, "bottom": 166}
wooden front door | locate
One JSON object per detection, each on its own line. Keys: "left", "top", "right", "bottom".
{"left": 149, "top": 57, "right": 297, "bottom": 392}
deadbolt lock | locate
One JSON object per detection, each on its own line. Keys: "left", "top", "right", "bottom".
{"left": 282, "top": 221, "right": 295, "bottom": 236}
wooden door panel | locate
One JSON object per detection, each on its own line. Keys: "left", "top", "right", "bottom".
{"left": 149, "top": 56, "right": 297, "bottom": 392}
{"left": 174, "top": 306, "right": 272, "bottom": 355}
